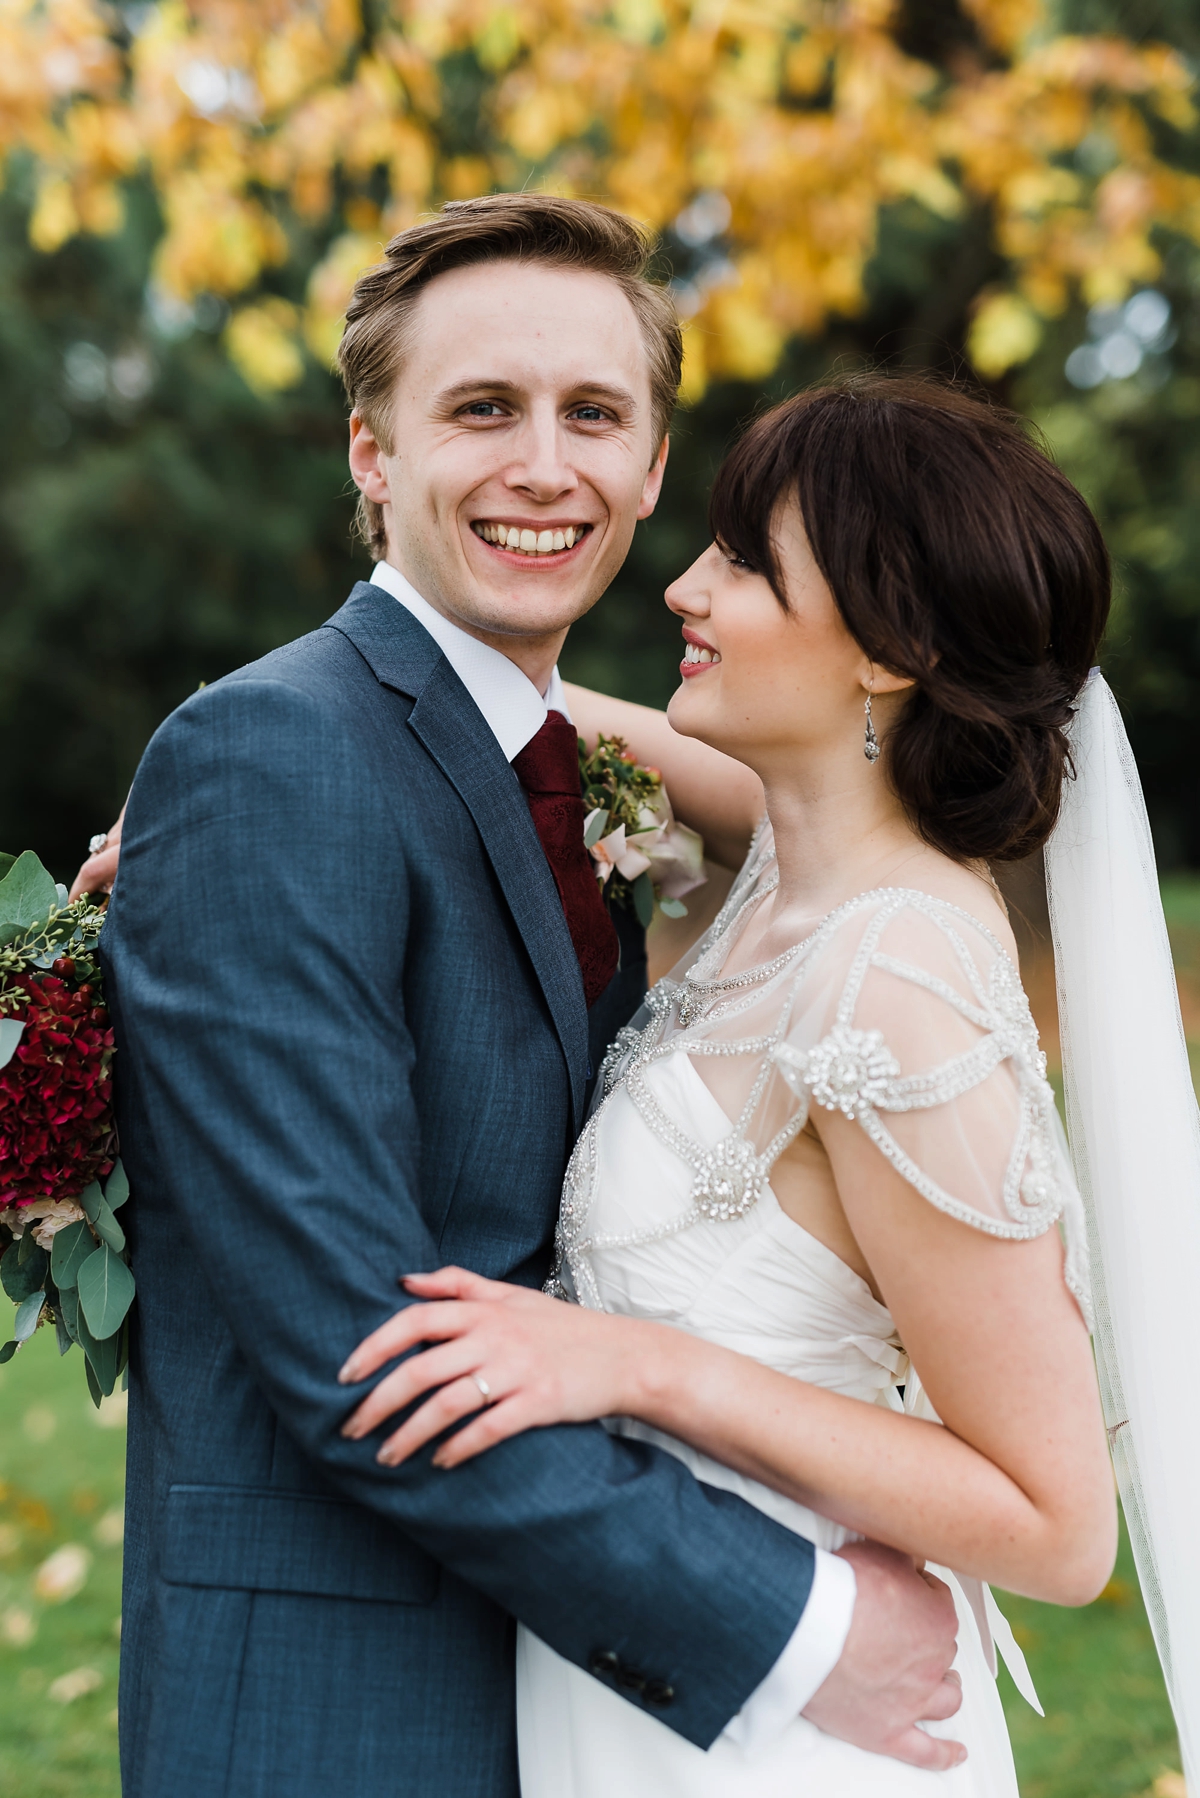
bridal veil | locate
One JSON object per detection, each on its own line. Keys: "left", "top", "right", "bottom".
{"left": 1045, "top": 669, "right": 1200, "bottom": 1787}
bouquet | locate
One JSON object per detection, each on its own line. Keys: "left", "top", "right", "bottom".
{"left": 0, "top": 850, "right": 132, "bottom": 1406}
{"left": 579, "top": 736, "right": 707, "bottom": 928}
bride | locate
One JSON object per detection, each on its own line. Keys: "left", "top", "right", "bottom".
{"left": 338, "top": 375, "right": 1129, "bottom": 1794}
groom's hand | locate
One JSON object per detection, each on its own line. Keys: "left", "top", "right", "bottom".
{"left": 801, "top": 1541, "right": 965, "bottom": 1770}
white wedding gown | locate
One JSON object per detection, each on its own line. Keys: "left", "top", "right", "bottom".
{"left": 518, "top": 823, "right": 1088, "bottom": 1797}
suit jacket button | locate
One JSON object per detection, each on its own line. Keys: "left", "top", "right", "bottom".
{"left": 588, "top": 1650, "right": 620, "bottom": 1679}
{"left": 643, "top": 1680, "right": 675, "bottom": 1707}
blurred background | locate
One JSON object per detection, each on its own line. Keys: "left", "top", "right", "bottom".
{"left": 2, "top": 0, "right": 1199, "bottom": 1792}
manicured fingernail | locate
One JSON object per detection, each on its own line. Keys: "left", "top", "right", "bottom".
{"left": 377, "top": 1446, "right": 398, "bottom": 1466}
{"left": 338, "top": 1360, "right": 358, "bottom": 1383}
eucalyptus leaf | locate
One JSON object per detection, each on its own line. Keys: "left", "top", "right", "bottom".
{"left": 88, "top": 1193, "right": 126, "bottom": 1254}
{"left": 84, "top": 1354, "right": 103, "bottom": 1408}
{"left": 0, "top": 1017, "right": 24, "bottom": 1071}
{"left": 77, "top": 1244, "right": 136, "bottom": 1340}
{"left": 55, "top": 1309, "right": 75, "bottom": 1357}
{"left": 51, "top": 1220, "right": 95, "bottom": 1290}
{"left": 0, "top": 852, "right": 15, "bottom": 879}
{"left": 104, "top": 1160, "right": 130, "bottom": 1210}
{"left": 583, "top": 808, "right": 610, "bottom": 849}
{"left": 57, "top": 1284, "right": 80, "bottom": 1343}
{"left": 1, "top": 1240, "right": 47, "bottom": 1302}
{"left": 659, "top": 897, "right": 688, "bottom": 919}
{"left": 18, "top": 1227, "right": 40, "bottom": 1266}
{"left": 13, "top": 1290, "right": 44, "bottom": 1342}
{"left": 79, "top": 1181, "right": 104, "bottom": 1223}
{"left": 0, "top": 851, "right": 58, "bottom": 935}
{"left": 78, "top": 1309, "right": 121, "bottom": 1398}
{"left": 55, "top": 883, "right": 69, "bottom": 907}
{"left": 0, "top": 1341, "right": 17, "bottom": 1365}
{"left": 632, "top": 871, "right": 655, "bottom": 931}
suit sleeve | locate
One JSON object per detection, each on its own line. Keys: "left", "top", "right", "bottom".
{"left": 102, "top": 676, "right": 817, "bottom": 1750}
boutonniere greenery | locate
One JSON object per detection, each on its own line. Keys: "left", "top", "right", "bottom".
{"left": 0, "top": 850, "right": 132, "bottom": 1406}
{"left": 579, "top": 736, "right": 707, "bottom": 929}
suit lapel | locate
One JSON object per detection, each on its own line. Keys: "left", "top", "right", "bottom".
{"left": 324, "top": 584, "right": 588, "bottom": 1131}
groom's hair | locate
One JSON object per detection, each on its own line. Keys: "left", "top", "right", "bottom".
{"left": 339, "top": 194, "right": 684, "bottom": 560}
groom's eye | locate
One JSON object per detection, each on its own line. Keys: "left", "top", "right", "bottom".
{"left": 461, "top": 401, "right": 507, "bottom": 418}
{"left": 570, "top": 404, "right": 608, "bottom": 422}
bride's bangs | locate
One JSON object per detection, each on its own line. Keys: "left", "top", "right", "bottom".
{"left": 707, "top": 425, "right": 796, "bottom": 604}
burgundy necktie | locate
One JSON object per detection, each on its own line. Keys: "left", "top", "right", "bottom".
{"left": 512, "top": 713, "right": 620, "bottom": 1007}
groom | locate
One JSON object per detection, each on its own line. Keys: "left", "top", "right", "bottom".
{"left": 102, "top": 194, "right": 963, "bottom": 1796}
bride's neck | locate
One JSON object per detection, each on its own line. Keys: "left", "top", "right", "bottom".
{"left": 759, "top": 749, "right": 925, "bottom": 930}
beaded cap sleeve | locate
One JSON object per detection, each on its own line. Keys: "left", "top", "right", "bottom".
{"left": 557, "top": 820, "right": 1091, "bottom": 1324}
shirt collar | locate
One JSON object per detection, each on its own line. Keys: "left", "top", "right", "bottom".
{"left": 370, "top": 560, "right": 571, "bottom": 763}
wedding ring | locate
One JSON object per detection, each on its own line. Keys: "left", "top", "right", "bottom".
{"left": 88, "top": 833, "right": 109, "bottom": 856}
{"left": 471, "top": 1373, "right": 494, "bottom": 1407}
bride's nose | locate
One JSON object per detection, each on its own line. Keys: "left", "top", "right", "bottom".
{"left": 665, "top": 543, "right": 719, "bottom": 620}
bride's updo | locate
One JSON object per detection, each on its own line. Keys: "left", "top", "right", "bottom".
{"left": 708, "top": 374, "right": 1111, "bottom": 863}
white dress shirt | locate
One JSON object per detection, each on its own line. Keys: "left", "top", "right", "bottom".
{"left": 370, "top": 558, "right": 571, "bottom": 753}
{"left": 369, "top": 559, "right": 858, "bottom": 1744}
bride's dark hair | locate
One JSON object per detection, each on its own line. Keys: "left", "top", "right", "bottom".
{"left": 708, "top": 373, "right": 1111, "bottom": 863}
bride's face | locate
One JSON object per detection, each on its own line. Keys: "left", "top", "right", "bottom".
{"left": 664, "top": 502, "right": 876, "bottom": 770}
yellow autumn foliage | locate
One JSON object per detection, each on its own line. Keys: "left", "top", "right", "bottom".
{"left": 2, "top": 0, "right": 1198, "bottom": 394}
{"left": 225, "top": 296, "right": 305, "bottom": 392}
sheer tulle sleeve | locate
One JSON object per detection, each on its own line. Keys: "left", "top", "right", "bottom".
{"left": 770, "top": 894, "right": 1091, "bottom": 1323}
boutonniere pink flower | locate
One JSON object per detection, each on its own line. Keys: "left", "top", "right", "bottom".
{"left": 579, "top": 735, "right": 707, "bottom": 927}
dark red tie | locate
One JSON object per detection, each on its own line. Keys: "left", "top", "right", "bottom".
{"left": 512, "top": 713, "right": 620, "bottom": 1007}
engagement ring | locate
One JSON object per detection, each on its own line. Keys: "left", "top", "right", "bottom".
{"left": 471, "top": 1374, "right": 494, "bottom": 1407}
{"left": 88, "top": 832, "right": 109, "bottom": 855}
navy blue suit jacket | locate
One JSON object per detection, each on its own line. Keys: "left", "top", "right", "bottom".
{"left": 102, "top": 583, "right": 816, "bottom": 1797}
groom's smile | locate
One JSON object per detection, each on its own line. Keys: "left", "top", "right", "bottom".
{"left": 348, "top": 258, "right": 669, "bottom": 687}
{"left": 469, "top": 517, "right": 594, "bottom": 559}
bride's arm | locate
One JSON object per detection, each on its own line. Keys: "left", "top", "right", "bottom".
{"left": 339, "top": 1153, "right": 1115, "bottom": 1606}
{"left": 563, "top": 682, "right": 764, "bottom": 871}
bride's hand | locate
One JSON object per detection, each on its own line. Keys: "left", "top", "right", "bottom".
{"left": 338, "top": 1268, "right": 655, "bottom": 1468}
{"left": 68, "top": 803, "right": 126, "bottom": 901}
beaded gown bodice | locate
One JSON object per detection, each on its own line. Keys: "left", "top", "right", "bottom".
{"left": 552, "top": 819, "right": 1090, "bottom": 1332}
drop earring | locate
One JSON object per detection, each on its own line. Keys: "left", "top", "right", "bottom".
{"left": 863, "top": 691, "right": 880, "bottom": 763}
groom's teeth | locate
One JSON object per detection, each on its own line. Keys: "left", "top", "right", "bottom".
{"left": 472, "top": 522, "right": 589, "bottom": 555}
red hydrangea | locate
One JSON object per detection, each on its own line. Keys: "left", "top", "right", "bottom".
{"left": 0, "top": 970, "right": 115, "bottom": 1209}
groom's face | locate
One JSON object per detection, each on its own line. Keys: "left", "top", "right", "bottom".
{"left": 349, "top": 260, "right": 669, "bottom": 664}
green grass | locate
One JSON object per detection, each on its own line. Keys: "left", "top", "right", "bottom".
{"left": 0, "top": 1332, "right": 1187, "bottom": 1798}
{"left": 1160, "top": 875, "right": 1200, "bottom": 937}
{"left": 0, "top": 1335, "right": 124, "bottom": 1797}
{"left": 997, "top": 1545, "right": 1182, "bottom": 1798}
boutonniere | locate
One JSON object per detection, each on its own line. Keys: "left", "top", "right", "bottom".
{"left": 579, "top": 735, "right": 707, "bottom": 928}
{"left": 0, "top": 850, "right": 132, "bottom": 1407}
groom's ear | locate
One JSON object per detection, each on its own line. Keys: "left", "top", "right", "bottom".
{"left": 637, "top": 435, "right": 670, "bottom": 521}
{"left": 348, "top": 410, "right": 392, "bottom": 506}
